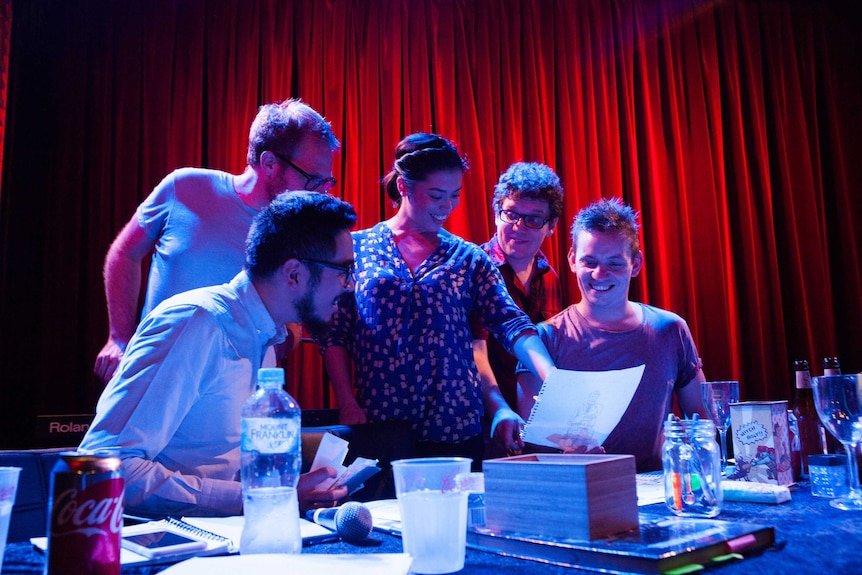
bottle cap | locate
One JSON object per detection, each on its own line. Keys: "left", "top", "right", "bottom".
{"left": 257, "top": 367, "right": 285, "bottom": 389}
{"left": 793, "top": 359, "right": 809, "bottom": 371}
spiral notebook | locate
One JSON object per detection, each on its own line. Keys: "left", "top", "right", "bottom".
{"left": 522, "top": 367, "right": 643, "bottom": 451}
{"left": 31, "top": 517, "right": 233, "bottom": 566}
{"left": 30, "top": 515, "right": 337, "bottom": 566}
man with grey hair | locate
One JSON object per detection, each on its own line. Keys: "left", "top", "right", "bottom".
{"left": 471, "top": 162, "right": 565, "bottom": 457}
{"left": 517, "top": 197, "right": 707, "bottom": 472}
{"left": 95, "top": 99, "right": 340, "bottom": 382}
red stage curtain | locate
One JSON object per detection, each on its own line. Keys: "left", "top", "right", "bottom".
{"left": 0, "top": 0, "right": 9, "bottom": 196}
{"left": 1, "top": 0, "right": 860, "bottom": 447}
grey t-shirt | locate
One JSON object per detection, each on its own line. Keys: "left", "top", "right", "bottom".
{"left": 137, "top": 167, "right": 257, "bottom": 318}
{"left": 521, "top": 303, "right": 702, "bottom": 471}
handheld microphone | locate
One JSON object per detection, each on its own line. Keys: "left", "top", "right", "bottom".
{"left": 307, "top": 501, "right": 374, "bottom": 543}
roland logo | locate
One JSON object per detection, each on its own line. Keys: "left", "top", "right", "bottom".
{"left": 49, "top": 420, "right": 90, "bottom": 434}
{"left": 36, "top": 414, "right": 95, "bottom": 443}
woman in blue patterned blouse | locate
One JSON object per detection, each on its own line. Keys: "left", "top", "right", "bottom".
{"left": 320, "top": 133, "right": 557, "bottom": 466}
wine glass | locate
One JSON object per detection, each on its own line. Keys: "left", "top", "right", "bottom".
{"left": 811, "top": 374, "right": 862, "bottom": 510}
{"left": 701, "top": 381, "right": 739, "bottom": 475}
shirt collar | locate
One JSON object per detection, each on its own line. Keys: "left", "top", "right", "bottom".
{"left": 485, "top": 235, "right": 553, "bottom": 274}
{"left": 229, "top": 270, "right": 286, "bottom": 348}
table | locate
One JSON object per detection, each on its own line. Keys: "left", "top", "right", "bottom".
{"left": 3, "top": 480, "right": 858, "bottom": 574}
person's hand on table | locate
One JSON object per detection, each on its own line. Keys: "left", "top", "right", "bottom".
{"left": 298, "top": 467, "right": 348, "bottom": 512}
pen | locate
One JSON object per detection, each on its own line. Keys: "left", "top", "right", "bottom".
{"left": 671, "top": 471, "right": 683, "bottom": 510}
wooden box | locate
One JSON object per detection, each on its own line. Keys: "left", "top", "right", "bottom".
{"left": 482, "top": 453, "right": 638, "bottom": 541}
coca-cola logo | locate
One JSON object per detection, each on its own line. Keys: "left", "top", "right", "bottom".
{"left": 52, "top": 478, "right": 124, "bottom": 537}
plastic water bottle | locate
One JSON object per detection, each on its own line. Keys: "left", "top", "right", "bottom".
{"left": 239, "top": 367, "right": 302, "bottom": 554}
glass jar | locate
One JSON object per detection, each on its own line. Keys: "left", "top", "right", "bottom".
{"left": 662, "top": 416, "right": 723, "bottom": 517}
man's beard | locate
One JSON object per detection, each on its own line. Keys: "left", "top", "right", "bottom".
{"left": 294, "top": 288, "right": 331, "bottom": 339}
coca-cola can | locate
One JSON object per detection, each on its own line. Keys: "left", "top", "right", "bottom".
{"left": 45, "top": 450, "right": 124, "bottom": 575}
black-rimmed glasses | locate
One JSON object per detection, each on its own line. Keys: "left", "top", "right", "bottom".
{"left": 268, "top": 150, "right": 337, "bottom": 192}
{"left": 498, "top": 209, "right": 551, "bottom": 229}
{"left": 300, "top": 258, "right": 355, "bottom": 288}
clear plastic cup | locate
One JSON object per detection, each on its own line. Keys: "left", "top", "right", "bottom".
{"left": 392, "top": 457, "right": 471, "bottom": 574}
{"left": 0, "top": 467, "right": 22, "bottom": 571}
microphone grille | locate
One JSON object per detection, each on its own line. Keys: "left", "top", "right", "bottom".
{"left": 334, "top": 501, "right": 373, "bottom": 543}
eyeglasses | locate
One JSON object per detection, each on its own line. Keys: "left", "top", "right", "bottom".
{"left": 268, "top": 150, "right": 337, "bottom": 192}
{"left": 300, "top": 258, "right": 355, "bottom": 288}
{"left": 498, "top": 209, "right": 551, "bottom": 229}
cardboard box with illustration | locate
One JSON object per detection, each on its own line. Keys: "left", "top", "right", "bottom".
{"left": 729, "top": 401, "right": 794, "bottom": 485}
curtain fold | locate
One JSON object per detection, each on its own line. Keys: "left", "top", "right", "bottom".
{"left": 0, "top": 0, "right": 10, "bottom": 194}
{"left": 1, "top": 0, "right": 860, "bottom": 447}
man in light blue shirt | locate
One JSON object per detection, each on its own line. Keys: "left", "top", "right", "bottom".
{"left": 81, "top": 192, "right": 357, "bottom": 518}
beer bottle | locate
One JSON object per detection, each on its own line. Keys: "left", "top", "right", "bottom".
{"left": 792, "top": 360, "right": 824, "bottom": 476}
{"left": 822, "top": 356, "right": 841, "bottom": 376}
{"left": 821, "top": 357, "right": 844, "bottom": 454}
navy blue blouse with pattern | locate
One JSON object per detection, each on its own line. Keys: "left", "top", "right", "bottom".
{"left": 320, "top": 222, "right": 537, "bottom": 442}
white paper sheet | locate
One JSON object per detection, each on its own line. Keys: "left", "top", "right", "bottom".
{"left": 311, "top": 432, "right": 351, "bottom": 483}
{"left": 523, "top": 366, "right": 645, "bottom": 450}
{"left": 635, "top": 472, "right": 666, "bottom": 506}
{"left": 365, "top": 499, "right": 403, "bottom": 534}
{"left": 159, "top": 553, "right": 413, "bottom": 575}
{"left": 310, "top": 432, "right": 380, "bottom": 493}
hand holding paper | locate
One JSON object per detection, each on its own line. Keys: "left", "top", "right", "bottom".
{"left": 309, "top": 433, "right": 380, "bottom": 495}
{"left": 491, "top": 407, "right": 525, "bottom": 452}
{"left": 523, "top": 366, "right": 644, "bottom": 451}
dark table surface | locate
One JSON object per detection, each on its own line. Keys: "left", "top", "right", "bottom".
{"left": 3, "top": 479, "right": 858, "bottom": 574}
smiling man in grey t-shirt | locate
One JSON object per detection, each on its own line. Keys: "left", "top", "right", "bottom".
{"left": 517, "top": 198, "right": 707, "bottom": 472}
